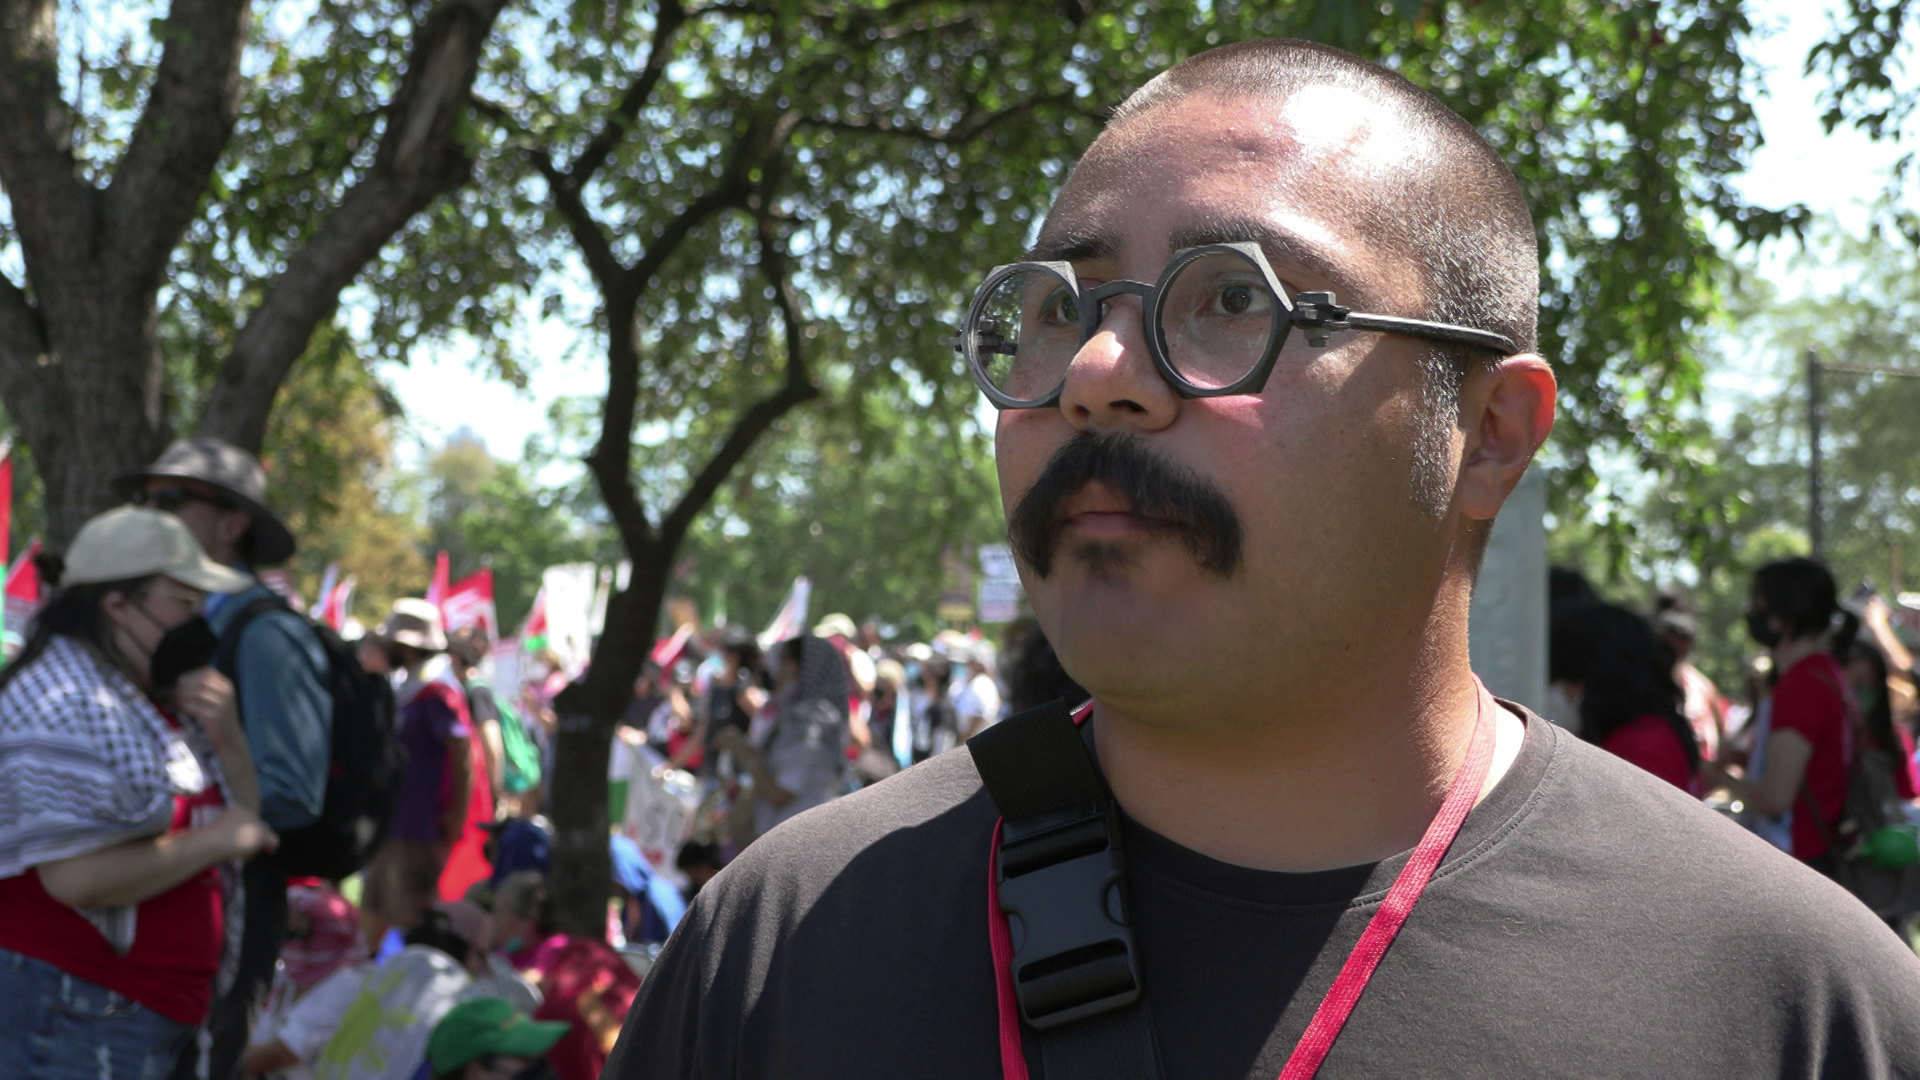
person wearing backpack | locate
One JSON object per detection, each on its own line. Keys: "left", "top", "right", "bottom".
{"left": 117, "top": 438, "right": 333, "bottom": 1080}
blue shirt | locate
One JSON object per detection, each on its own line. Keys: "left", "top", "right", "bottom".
{"left": 208, "top": 582, "right": 333, "bottom": 831}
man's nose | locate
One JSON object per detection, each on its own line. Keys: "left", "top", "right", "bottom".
{"left": 1057, "top": 294, "right": 1180, "bottom": 434}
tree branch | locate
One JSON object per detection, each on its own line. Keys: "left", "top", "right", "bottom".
{"left": 104, "top": 0, "right": 250, "bottom": 288}
{"left": 0, "top": 0, "right": 94, "bottom": 271}
{"left": 0, "top": 269, "right": 46, "bottom": 371}
{"left": 565, "top": 0, "right": 689, "bottom": 188}
{"left": 198, "top": 0, "right": 510, "bottom": 452}
{"left": 532, "top": 151, "right": 629, "bottom": 292}
{"left": 804, "top": 90, "right": 1077, "bottom": 146}
{"left": 658, "top": 212, "right": 818, "bottom": 549}
{"left": 587, "top": 290, "right": 659, "bottom": 558}
{"left": 0, "top": 268, "right": 65, "bottom": 452}
{"left": 627, "top": 108, "right": 797, "bottom": 291}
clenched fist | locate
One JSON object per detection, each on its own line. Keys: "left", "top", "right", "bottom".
{"left": 176, "top": 668, "right": 241, "bottom": 753}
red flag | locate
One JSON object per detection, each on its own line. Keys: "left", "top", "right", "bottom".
{"left": 651, "top": 623, "right": 694, "bottom": 668}
{"left": 5, "top": 539, "right": 42, "bottom": 639}
{"left": 426, "top": 551, "right": 451, "bottom": 608}
{"left": 441, "top": 567, "right": 497, "bottom": 640}
{"left": 318, "top": 575, "right": 356, "bottom": 632}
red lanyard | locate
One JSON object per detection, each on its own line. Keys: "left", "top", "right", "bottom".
{"left": 988, "top": 694, "right": 1496, "bottom": 1080}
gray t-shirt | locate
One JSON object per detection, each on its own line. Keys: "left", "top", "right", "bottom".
{"left": 608, "top": 707, "right": 1920, "bottom": 1078}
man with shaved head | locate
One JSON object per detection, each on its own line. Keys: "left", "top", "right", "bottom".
{"left": 609, "top": 40, "right": 1920, "bottom": 1079}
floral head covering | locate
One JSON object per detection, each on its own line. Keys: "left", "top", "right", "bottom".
{"left": 282, "top": 883, "right": 363, "bottom": 991}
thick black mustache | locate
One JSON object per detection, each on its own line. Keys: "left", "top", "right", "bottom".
{"left": 1008, "top": 431, "right": 1243, "bottom": 578}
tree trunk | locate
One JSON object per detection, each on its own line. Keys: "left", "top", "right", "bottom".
{"left": 0, "top": 293, "right": 170, "bottom": 543}
{"left": 547, "top": 556, "right": 669, "bottom": 939}
{"left": 0, "top": 0, "right": 247, "bottom": 544}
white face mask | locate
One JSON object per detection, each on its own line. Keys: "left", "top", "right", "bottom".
{"left": 1545, "top": 683, "right": 1583, "bottom": 735}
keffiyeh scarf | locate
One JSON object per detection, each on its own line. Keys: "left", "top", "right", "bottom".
{"left": 0, "top": 635, "right": 244, "bottom": 991}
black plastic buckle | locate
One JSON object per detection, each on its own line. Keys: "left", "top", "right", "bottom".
{"left": 996, "top": 804, "right": 1143, "bottom": 1030}
{"left": 1290, "top": 290, "right": 1352, "bottom": 347}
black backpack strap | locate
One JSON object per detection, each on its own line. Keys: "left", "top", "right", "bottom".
{"left": 213, "top": 594, "right": 296, "bottom": 689}
{"left": 968, "top": 700, "right": 1161, "bottom": 1080}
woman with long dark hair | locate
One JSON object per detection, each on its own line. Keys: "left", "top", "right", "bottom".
{"left": 0, "top": 508, "right": 278, "bottom": 1078}
{"left": 1708, "top": 558, "right": 1853, "bottom": 871}
{"left": 1845, "top": 639, "right": 1919, "bottom": 800}
{"left": 1549, "top": 602, "right": 1700, "bottom": 793}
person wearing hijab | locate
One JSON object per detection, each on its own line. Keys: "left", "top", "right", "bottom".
{"left": 713, "top": 635, "right": 851, "bottom": 838}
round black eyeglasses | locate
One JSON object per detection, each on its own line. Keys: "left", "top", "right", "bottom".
{"left": 954, "top": 241, "right": 1517, "bottom": 410}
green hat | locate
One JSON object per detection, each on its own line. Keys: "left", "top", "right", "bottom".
{"left": 426, "top": 998, "right": 569, "bottom": 1074}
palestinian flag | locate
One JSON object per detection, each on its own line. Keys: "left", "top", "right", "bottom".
{"left": 3, "top": 539, "right": 42, "bottom": 657}
{"left": 520, "top": 587, "right": 549, "bottom": 653}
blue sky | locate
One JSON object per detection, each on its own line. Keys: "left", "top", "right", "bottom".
{"left": 380, "top": 0, "right": 1916, "bottom": 465}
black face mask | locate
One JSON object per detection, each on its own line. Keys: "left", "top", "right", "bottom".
{"left": 1745, "top": 609, "right": 1783, "bottom": 649}
{"left": 149, "top": 615, "right": 221, "bottom": 690}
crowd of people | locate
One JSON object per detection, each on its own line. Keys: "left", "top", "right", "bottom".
{"left": 0, "top": 434, "right": 1085, "bottom": 1080}
{"left": 1549, "top": 558, "right": 1920, "bottom": 906}
{"left": 0, "top": 438, "right": 654, "bottom": 1080}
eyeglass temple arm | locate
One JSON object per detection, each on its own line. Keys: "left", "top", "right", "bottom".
{"left": 1291, "top": 292, "right": 1516, "bottom": 355}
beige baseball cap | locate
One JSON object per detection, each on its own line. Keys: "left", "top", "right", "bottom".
{"left": 379, "top": 597, "right": 448, "bottom": 653}
{"left": 62, "top": 506, "right": 253, "bottom": 594}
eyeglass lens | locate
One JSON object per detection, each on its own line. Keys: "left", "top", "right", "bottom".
{"left": 1157, "top": 251, "right": 1279, "bottom": 390}
{"left": 969, "top": 248, "right": 1281, "bottom": 402}
{"left": 972, "top": 267, "right": 1078, "bottom": 401}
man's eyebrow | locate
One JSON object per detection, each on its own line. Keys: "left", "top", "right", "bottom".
{"left": 1024, "top": 229, "right": 1118, "bottom": 263}
{"left": 1024, "top": 218, "right": 1361, "bottom": 297}
{"left": 1167, "top": 218, "right": 1355, "bottom": 293}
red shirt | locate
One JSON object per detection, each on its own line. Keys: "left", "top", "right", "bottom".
{"left": 0, "top": 712, "right": 226, "bottom": 1024}
{"left": 1599, "top": 714, "right": 1700, "bottom": 796}
{"left": 1770, "top": 653, "right": 1854, "bottom": 862}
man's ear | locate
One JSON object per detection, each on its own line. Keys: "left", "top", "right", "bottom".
{"left": 1456, "top": 354, "right": 1555, "bottom": 523}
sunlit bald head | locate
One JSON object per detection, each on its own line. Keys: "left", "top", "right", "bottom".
{"left": 1087, "top": 39, "right": 1539, "bottom": 356}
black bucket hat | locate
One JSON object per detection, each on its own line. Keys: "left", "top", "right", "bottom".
{"left": 112, "top": 437, "right": 297, "bottom": 566}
